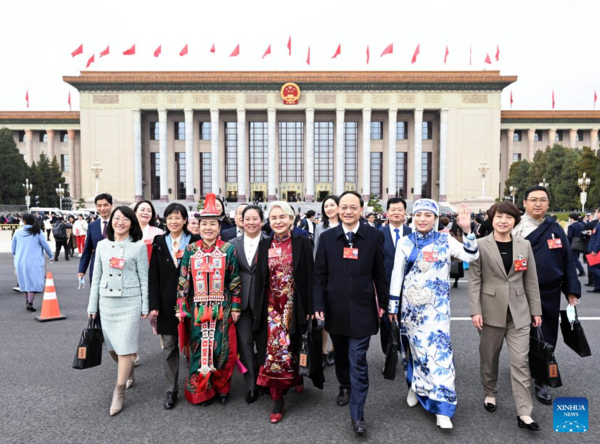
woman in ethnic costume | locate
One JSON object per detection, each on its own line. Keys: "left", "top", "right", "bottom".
{"left": 175, "top": 194, "right": 241, "bottom": 406}
{"left": 388, "top": 200, "right": 479, "bottom": 430}
{"left": 254, "top": 201, "right": 316, "bottom": 424}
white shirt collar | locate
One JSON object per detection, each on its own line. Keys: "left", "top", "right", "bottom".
{"left": 342, "top": 222, "right": 360, "bottom": 236}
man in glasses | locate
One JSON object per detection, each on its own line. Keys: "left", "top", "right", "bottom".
{"left": 512, "top": 185, "right": 581, "bottom": 405}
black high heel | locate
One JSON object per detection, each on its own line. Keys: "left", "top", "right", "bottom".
{"left": 517, "top": 416, "right": 540, "bottom": 431}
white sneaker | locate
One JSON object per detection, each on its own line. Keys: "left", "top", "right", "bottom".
{"left": 407, "top": 388, "right": 418, "bottom": 407}
{"left": 436, "top": 415, "right": 453, "bottom": 429}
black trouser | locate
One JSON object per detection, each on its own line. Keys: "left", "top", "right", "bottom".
{"left": 236, "top": 308, "right": 257, "bottom": 390}
{"left": 55, "top": 239, "right": 69, "bottom": 260}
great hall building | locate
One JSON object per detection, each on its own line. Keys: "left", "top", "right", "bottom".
{"left": 1, "top": 71, "right": 599, "bottom": 206}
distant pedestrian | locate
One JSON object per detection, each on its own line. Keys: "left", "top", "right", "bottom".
{"left": 52, "top": 217, "right": 72, "bottom": 261}
{"left": 73, "top": 214, "right": 88, "bottom": 256}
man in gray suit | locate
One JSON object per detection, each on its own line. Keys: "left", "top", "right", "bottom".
{"left": 228, "top": 204, "right": 267, "bottom": 404}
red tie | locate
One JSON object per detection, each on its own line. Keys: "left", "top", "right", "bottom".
{"left": 102, "top": 221, "right": 108, "bottom": 239}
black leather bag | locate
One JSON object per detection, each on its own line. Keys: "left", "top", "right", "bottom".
{"left": 72, "top": 317, "right": 104, "bottom": 370}
{"left": 299, "top": 319, "right": 323, "bottom": 378}
{"left": 529, "top": 327, "right": 562, "bottom": 388}
{"left": 383, "top": 320, "right": 400, "bottom": 380}
{"left": 560, "top": 306, "right": 592, "bottom": 357}
{"left": 571, "top": 236, "right": 586, "bottom": 253}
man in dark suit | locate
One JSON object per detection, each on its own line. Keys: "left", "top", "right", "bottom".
{"left": 221, "top": 203, "right": 248, "bottom": 242}
{"left": 314, "top": 191, "right": 388, "bottom": 436}
{"left": 228, "top": 205, "right": 267, "bottom": 404}
{"left": 379, "top": 197, "right": 412, "bottom": 358}
{"left": 582, "top": 209, "right": 600, "bottom": 286}
{"left": 567, "top": 213, "right": 586, "bottom": 276}
{"left": 77, "top": 193, "right": 113, "bottom": 282}
{"left": 299, "top": 210, "right": 316, "bottom": 237}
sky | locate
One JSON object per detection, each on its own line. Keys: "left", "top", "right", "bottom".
{"left": 1, "top": 0, "right": 598, "bottom": 112}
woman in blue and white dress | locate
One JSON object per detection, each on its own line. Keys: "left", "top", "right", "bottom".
{"left": 388, "top": 199, "right": 478, "bottom": 429}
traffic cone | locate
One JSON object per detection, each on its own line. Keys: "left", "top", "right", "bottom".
{"left": 35, "top": 272, "right": 66, "bottom": 322}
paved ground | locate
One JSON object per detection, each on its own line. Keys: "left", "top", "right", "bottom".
{"left": 0, "top": 253, "right": 598, "bottom": 444}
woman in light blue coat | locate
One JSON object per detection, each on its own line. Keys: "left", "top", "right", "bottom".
{"left": 12, "top": 213, "right": 53, "bottom": 312}
{"left": 87, "top": 206, "right": 149, "bottom": 417}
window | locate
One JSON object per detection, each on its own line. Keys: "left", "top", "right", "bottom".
{"left": 200, "top": 153, "right": 212, "bottom": 196}
{"left": 534, "top": 131, "right": 543, "bottom": 142}
{"left": 512, "top": 153, "right": 522, "bottom": 162}
{"left": 175, "top": 153, "right": 186, "bottom": 199}
{"left": 422, "top": 152, "right": 432, "bottom": 198}
{"left": 250, "top": 122, "right": 268, "bottom": 183}
{"left": 370, "top": 122, "right": 383, "bottom": 140}
{"left": 370, "top": 153, "right": 383, "bottom": 198}
{"left": 149, "top": 122, "right": 159, "bottom": 140}
{"left": 344, "top": 122, "right": 359, "bottom": 183}
{"left": 279, "top": 122, "right": 304, "bottom": 183}
{"left": 314, "top": 122, "right": 334, "bottom": 183}
{"left": 61, "top": 131, "right": 69, "bottom": 143}
{"left": 513, "top": 130, "right": 522, "bottom": 142}
{"left": 39, "top": 132, "right": 47, "bottom": 143}
{"left": 150, "top": 153, "right": 160, "bottom": 200}
{"left": 174, "top": 122, "right": 185, "bottom": 140}
{"left": 422, "top": 122, "right": 433, "bottom": 140}
{"left": 225, "top": 122, "right": 238, "bottom": 183}
{"left": 576, "top": 130, "right": 584, "bottom": 142}
{"left": 200, "top": 122, "right": 211, "bottom": 140}
{"left": 396, "top": 152, "right": 408, "bottom": 198}
{"left": 60, "top": 154, "right": 70, "bottom": 172}
{"left": 397, "top": 122, "right": 408, "bottom": 140}
{"left": 18, "top": 131, "right": 26, "bottom": 142}
{"left": 555, "top": 130, "right": 563, "bottom": 142}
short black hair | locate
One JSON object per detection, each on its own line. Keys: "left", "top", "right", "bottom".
{"left": 524, "top": 185, "right": 549, "bottom": 201}
{"left": 569, "top": 213, "right": 580, "bottom": 221}
{"left": 134, "top": 200, "right": 159, "bottom": 227}
{"left": 306, "top": 210, "right": 316, "bottom": 218}
{"left": 106, "top": 206, "right": 143, "bottom": 242}
{"left": 242, "top": 205, "right": 264, "bottom": 221}
{"left": 320, "top": 195, "right": 340, "bottom": 229}
{"left": 387, "top": 197, "right": 407, "bottom": 211}
{"left": 164, "top": 203, "right": 190, "bottom": 234}
{"left": 95, "top": 193, "right": 113, "bottom": 205}
{"left": 339, "top": 191, "right": 364, "bottom": 207}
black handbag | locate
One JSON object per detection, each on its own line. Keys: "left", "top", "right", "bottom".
{"left": 298, "top": 319, "right": 324, "bottom": 379}
{"left": 560, "top": 306, "right": 592, "bottom": 357}
{"left": 72, "top": 317, "right": 104, "bottom": 370}
{"left": 529, "top": 327, "right": 562, "bottom": 388}
{"left": 571, "top": 236, "right": 586, "bottom": 253}
{"left": 383, "top": 320, "right": 400, "bottom": 380}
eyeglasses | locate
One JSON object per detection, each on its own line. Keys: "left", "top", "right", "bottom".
{"left": 526, "top": 198, "right": 549, "bottom": 204}
{"left": 113, "top": 217, "right": 131, "bottom": 223}
{"left": 340, "top": 206, "right": 361, "bottom": 212}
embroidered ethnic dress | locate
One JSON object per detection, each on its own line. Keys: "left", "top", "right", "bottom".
{"left": 256, "top": 234, "right": 301, "bottom": 390}
{"left": 388, "top": 231, "right": 478, "bottom": 417}
{"left": 176, "top": 239, "right": 241, "bottom": 404}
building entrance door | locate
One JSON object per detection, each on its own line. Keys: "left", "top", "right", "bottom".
{"left": 253, "top": 191, "right": 265, "bottom": 203}
{"left": 226, "top": 191, "right": 238, "bottom": 202}
{"left": 318, "top": 191, "right": 330, "bottom": 202}
{"left": 286, "top": 191, "right": 297, "bottom": 202}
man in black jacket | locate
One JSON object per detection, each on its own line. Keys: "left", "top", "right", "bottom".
{"left": 313, "top": 191, "right": 388, "bottom": 436}
{"left": 52, "top": 217, "right": 72, "bottom": 261}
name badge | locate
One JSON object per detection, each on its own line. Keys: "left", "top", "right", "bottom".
{"left": 268, "top": 248, "right": 282, "bottom": 258}
{"left": 343, "top": 247, "right": 359, "bottom": 260}
{"left": 547, "top": 238, "right": 562, "bottom": 249}
{"left": 422, "top": 251, "right": 439, "bottom": 262}
{"left": 176, "top": 249, "right": 184, "bottom": 259}
{"left": 109, "top": 257, "right": 126, "bottom": 269}
{"left": 514, "top": 259, "right": 528, "bottom": 271}
{"left": 78, "top": 347, "right": 87, "bottom": 360}
{"left": 299, "top": 352, "right": 308, "bottom": 368}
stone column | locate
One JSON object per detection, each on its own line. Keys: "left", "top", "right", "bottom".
{"left": 335, "top": 108, "right": 345, "bottom": 196}
{"left": 506, "top": 128, "right": 515, "bottom": 174}
{"left": 569, "top": 129, "right": 577, "bottom": 148}
{"left": 267, "top": 108, "right": 277, "bottom": 201}
{"left": 210, "top": 108, "right": 220, "bottom": 196}
{"left": 387, "top": 108, "right": 398, "bottom": 200}
{"left": 413, "top": 108, "right": 423, "bottom": 200}
{"left": 305, "top": 108, "right": 315, "bottom": 202}
{"left": 236, "top": 108, "right": 247, "bottom": 202}
{"left": 548, "top": 129, "right": 557, "bottom": 146}
{"left": 361, "top": 108, "right": 372, "bottom": 200}
{"left": 527, "top": 129, "right": 536, "bottom": 161}
{"left": 46, "top": 129, "right": 55, "bottom": 161}
{"left": 439, "top": 109, "right": 449, "bottom": 202}
{"left": 68, "top": 130, "right": 76, "bottom": 198}
{"left": 184, "top": 109, "right": 195, "bottom": 201}
{"left": 158, "top": 108, "right": 169, "bottom": 202}
{"left": 25, "top": 129, "right": 33, "bottom": 166}
{"left": 590, "top": 128, "right": 599, "bottom": 152}
{"left": 132, "top": 110, "right": 143, "bottom": 202}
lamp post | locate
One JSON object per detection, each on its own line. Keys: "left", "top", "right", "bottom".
{"left": 539, "top": 177, "right": 549, "bottom": 188}
{"left": 578, "top": 172, "right": 591, "bottom": 213}
{"left": 509, "top": 186, "right": 518, "bottom": 204}
{"left": 56, "top": 185, "right": 65, "bottom": 211}
{"left": 23, "top": 178, "right": 33, "bottom": 212}
{"left": 478, "top": 160, "right": 490, "bottom": 197}
{"left": 91, "top": 161, "right": 103, "bottom": 195}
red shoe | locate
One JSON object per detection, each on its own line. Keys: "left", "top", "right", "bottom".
{"left": 270, "top": 401, "right": 285, "bottom": 424}
{"left": 295, "top": 384, "right": 304, "bottom": 394}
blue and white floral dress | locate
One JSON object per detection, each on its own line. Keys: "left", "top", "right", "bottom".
{"left": 388, "top": 230, "right": 478, "bottom": 417}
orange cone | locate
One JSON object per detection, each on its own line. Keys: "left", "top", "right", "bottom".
{"left": 35, "top": 272, "right": 66, "bottom": 322}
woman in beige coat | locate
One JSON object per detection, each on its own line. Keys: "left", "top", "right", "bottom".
{"left": 468, "top": 201, "right": 543, "bottom": 432}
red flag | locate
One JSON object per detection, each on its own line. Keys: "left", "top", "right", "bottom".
{"left": 495, "top": 45, "right": 500, "bottom": 62}
{"left": 71, "top": 44, "right": 83, "bottom": 57}
{"left": 552, "top": 89, "right": 555, "bottom": 109}
{"left": 180, "top": 44, "right": 188, "bottom": 56}
{"left": 380, "top": 43, "right": 393, "bottom": 57}
{"left": 470, "top": 45, "right": 472, "bottom": 65}
{"left": 210, "top": 44, "right": 215, "bottom": 53}
{"left": 229, "top": 45, "right": 240, "bottom": 57}
{"left": 262, "top": 44, "right": 271, "bottom": 59}
{"left": 154, "top": 45, "right": 161, "bottom": 57}
{"left": 123, "top": 44, "right": 136, "bottom": 56}
{"left": 331, "top": 44, "right": 341, "bottom": 59}
{"left": 68, "top": 91, "right": 72, "bottom": 111}
{"left": 366, "top": 46, "right": 370, "bottom": 65}
{"left": 25, "top": 90, "right": 29, "bottom": 108}
{"left": 86, "top": 54, "right": 95, "bottom": 68}
{"left": 484, "top": 53, "right": 492, "bottom": 64}
{"left": 595, "top": 90, "right": 597, "bottom": 108}
{"left": 287, "top": 36, "right": 291, "bottom": 56}
{"left": 510, "top": 90, "right": 513, "bottom": 108}
{"left": 99, "top": 45, "right": 110, "bottom": 58}
{"left": 411, "top": 44, "right": 420, "bottom": 64}
{"left": 444, "top": 45, "right": 449, "bottom": 64}
{"left": 306, "top": 46, "right": 311, "bottom": 66}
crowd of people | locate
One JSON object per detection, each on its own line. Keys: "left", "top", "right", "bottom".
{"left": 9, "top": 185, "right": 586, "bottom": 435}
